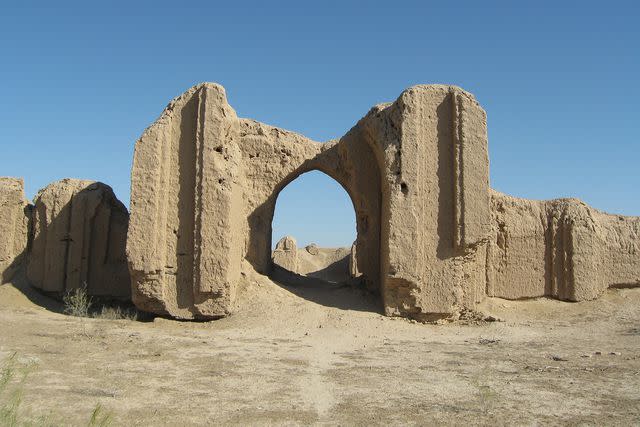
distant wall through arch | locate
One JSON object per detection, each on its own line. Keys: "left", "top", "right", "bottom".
{"left": 270, "top": 170, "right": 357, "bottom": 250}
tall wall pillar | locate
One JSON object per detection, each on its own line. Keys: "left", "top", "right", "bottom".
{"left": 361, "top": 85, "right": 491, "bottom": 320}
{"left": 127, "top": 83, "right": 243, "bottom": 319}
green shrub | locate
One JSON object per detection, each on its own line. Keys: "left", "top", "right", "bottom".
{"left": 87, "top": 404, "right": 113, "bottom": 427}
{"left": 0, "top": 353, "right": 35, "bottom": 427}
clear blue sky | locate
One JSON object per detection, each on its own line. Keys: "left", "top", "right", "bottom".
{"left": 1, "top": 1, "right": 638, "bottom": 247}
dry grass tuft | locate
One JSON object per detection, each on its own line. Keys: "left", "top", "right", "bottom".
{"left": 95, "top": 306, "right": 138, "bottom": 321}
{"left": 62, "top": 283, "right": 142, "bottom": 321}
{"left": 63, "top": 284, "right": 92, "bottom": 318}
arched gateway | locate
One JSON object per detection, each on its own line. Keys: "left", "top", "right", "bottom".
{"left": 126, "top": 83, "right": 492, "bottom": 320}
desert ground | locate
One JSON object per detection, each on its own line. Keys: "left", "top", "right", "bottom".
{"left": 1, "top": 271, "right": 639, "bottom": 426}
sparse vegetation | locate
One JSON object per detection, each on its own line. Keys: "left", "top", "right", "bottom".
{"left": 0, "top": 354, "right": 114, "bottom": 426}
{"left": 63, "top": 284, "right": 92, "bottom": 318}
{"left": 62, "top": 283, "right": 141, "bottom": 321}
{"left": 95, "top": 305, "right": 138, "bottom": 321}
{"left": 0, "top": 353, "right": 35, "bottom": 426}
{"left": 0, "top": 356, "right": 19, "bottom": 426}
{"left": 87, "top": 404, "right": 113, "bottom": 427}
{"left": 471, "top": 371, "right": 497, "bottom": 415}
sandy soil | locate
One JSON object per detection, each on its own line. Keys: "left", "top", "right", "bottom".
{"left": 1, "top": 274, "right": 639, "bottom": 426}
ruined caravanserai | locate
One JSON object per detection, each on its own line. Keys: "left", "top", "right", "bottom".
{"left": 2, "top": 83, "right": 639, "bottom": 320}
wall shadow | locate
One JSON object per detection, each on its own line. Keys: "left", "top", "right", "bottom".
{"left": 270, "top": 264, "right": 381, "bottom": 313}
{"left": 1, "top": 272, "right": 64, "bottom": 313}
{"left": 1, "top": 271, "right": 154, "bottom": 321}
{"left": 305, "top": 254, "right": 351, "bottom": 284}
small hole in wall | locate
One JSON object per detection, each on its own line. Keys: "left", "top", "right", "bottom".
{"left": 400, "top": 182, "right": 408, "bottom": 195}
{"left": 215, "top": 146, "right": 223, "bottom": 153}
{"left": 218, "top": 178, "right": 225, "bottom": 184}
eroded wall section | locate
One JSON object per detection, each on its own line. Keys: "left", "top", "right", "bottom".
{"left": 0, "top": 177, "right": 30, "bottom": 283}
{"left": 488, "top": 190, "right": 640, "bottom": 300}
{"left": 127, "top": 83, "right": 243, "bottom": 318}
{"left": 356, "top": 85, "right": 491, "bottom": 320}
{"left": 26, "top": 179, "right": 130, "bottom": 298}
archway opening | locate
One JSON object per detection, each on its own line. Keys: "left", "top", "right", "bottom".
{"left": 269, "top": 170, "right": 375, "bottom": 311}
{"left": 271, "top": 170, "right": 356, "bottom": 283}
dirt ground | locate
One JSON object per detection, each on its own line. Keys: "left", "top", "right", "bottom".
{"left": 1, "top": 274, "right": 639, "bottom": 426}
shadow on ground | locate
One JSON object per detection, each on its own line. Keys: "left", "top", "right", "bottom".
{"left": 1, "top": 272, "right": 154, "bottom": 321}
{"left": 269, "top": 264, "right": 381, "bottom": 313}
{"left": 3, "top": 273, "right": 64, "bottom": 313}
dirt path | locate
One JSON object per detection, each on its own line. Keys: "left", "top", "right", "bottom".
{"left": 1, "top": 278, "right": 639, "bottom": 425}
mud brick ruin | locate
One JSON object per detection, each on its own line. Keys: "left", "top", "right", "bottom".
{"left": 2, "top": 83, "right": 638, "bottom": 320}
